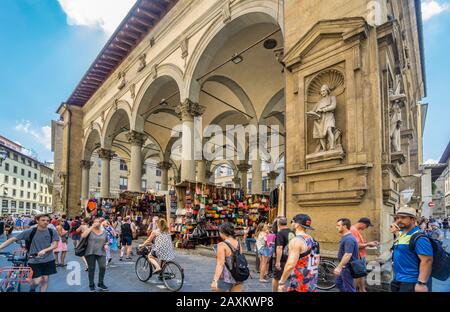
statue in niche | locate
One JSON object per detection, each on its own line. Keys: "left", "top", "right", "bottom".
{"left": 389, "top": 74, "right": 406, "bottom": 153}
{"left": 390, "top": 101, "right": 402, "bottom": 152}
{"left": 308, "top": 84, "right": 340, "bottom": 152}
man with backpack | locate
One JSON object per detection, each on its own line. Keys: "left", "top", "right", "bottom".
{"left": 391, "top": 206, "right": 433, "bottom": 292}
{"left": 0, "top": 214, "right": 59, "bottom": 292}
{"left": 278, "top": 214, "right": 320, "bottom": 292}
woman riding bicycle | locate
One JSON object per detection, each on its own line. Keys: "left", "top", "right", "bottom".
{"left": 139, "top": 218, "right": 175, "bottom": 274}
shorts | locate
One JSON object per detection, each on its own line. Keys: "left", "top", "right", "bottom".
{"left": 273, "top": 262, "right": 287, "bottom": 280}
{"left": 28, "top": 261, "right": 57, "bottom": 278}
{"left": 258, "top": 247, "right": 271, "bottom": 257}
{"left": 121, "top": 235, "right": 133, "bottom": 246}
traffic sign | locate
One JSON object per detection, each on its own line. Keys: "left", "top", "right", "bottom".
{"left": 428, "top": 202, "right": 435, "bottom": 208}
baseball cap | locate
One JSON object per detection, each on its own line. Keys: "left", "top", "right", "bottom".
{"left": 395, "top": 206, "right": 417, "bottom": 218}
{"left": 292, "top": 214, "right": 315, "bottom": 230}
{"left": 358, "top": 217, "right": 373, "bottom": 227}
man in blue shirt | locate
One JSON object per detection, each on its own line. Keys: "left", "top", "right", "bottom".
{"left": 392, "top": 206, "right": 433, "bottom": 292}
{"left": 334, "top": 218, "right": 359, "bottom": 292}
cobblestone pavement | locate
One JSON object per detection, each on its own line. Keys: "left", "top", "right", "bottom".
{"left": 1, "top": 232, "right": 448, "bottom": 292}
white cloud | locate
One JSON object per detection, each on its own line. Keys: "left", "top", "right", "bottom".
{"left": 422, "top": 0, "right": 449, "bottom": 21}
{"left": 57, "top": 0, "right": 137, "bottom": 35}
{"left": 424, "top": 158, "right": 438, "bottom": 164}
{"left": 15, "top": 121, "right": 52, "bottom": 151}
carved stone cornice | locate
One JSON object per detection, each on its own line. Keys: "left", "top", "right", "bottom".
{"left": 126, "top": 131, "right": 146, "bottom": 146}
{"left": 176, "top": 99, "right": 205, "bottom": 121}
{"left": 98, "top": 148, "right": 115, "bottom": 160}
{"left": 157, "top": 161, "right": 172, "bottom": 170}
{"left": 80, "top": 160, "right": 93, "bottom": 170}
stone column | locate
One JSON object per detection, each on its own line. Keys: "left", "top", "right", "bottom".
{"left": 251, "top": 156, "right": 262, "bottom": 194}
{"left": 176, "top": 99, "right": 205, "bottom": 182}
{"left": 127, "top": 131, "right": 146, "bottom": 192}
{"left": 157, "top": 161, "right": 172, "bottom": 191}
{"left": 237, "top": 163, "right": 251, "bottom": 192}
{"left": 205, "top": 170, "right": 214, "bottom": 184}
{"left": 98, "top": 149, "right": 115, "bottom": 198}
{"left": 232, "top": 176, "right": 241, "bottom": 189}
{"left": 80, "top": 160, "right": 93, "bottom": 206}
{"left": 267, "top": 171, "right": 280, "bottom": 192}
{"left": 197, "top": 160, "right": 207, "bottom": 183}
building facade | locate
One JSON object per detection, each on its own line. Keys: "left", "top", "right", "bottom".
{"left": 54, "top": 0, "right": 426, "bottom": 276}
{"left": 0, "top": 135, "right": 53, "bottom": 216}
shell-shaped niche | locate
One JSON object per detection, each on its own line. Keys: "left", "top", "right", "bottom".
{"left": 307, "top": 69, "right": 345, "bottom": 102}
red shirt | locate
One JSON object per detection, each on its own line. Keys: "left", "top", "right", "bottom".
{"left": 350, "top": 226, "right": 366, "bottom": 258}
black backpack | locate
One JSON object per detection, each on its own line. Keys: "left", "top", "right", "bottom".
{"left": 63, "top": 220, "right": 71, "bottom": 231}
{"left": 409, "top": 232, "right": 450, "bottom": 281}
{"left": 223, "top": 241, "right": 250, "bottom": 282}
{"left": 25, "top": 227, "right": 54, "bottom": 253}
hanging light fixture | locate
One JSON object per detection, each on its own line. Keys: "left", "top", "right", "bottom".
{"left": 231, "top": 53, "right": 243, "bottom": 64}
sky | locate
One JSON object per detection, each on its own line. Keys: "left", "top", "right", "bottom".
{"left": 0, "top": 0, "right": 448, "bottom": 163}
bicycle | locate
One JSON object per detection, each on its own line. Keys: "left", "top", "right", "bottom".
{"left": 135, "top": 246, "right": 184, "bottom": 292}
{"left": 0, "top": 251, "right": 34, "bottom": 292}
{"left": 317, "top": 259, "right": 337, "bottom": 291}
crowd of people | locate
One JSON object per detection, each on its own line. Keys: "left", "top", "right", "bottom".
{"left": 0, "top": 206, "right": 448, "bottom": 293}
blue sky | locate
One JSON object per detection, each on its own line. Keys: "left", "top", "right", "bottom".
{"left": 0, "top": 0, "right": 448, "bottom": 163}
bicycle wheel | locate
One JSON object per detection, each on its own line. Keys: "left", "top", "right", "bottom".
{"left": 161, "top": 261, "right": 184, "bottom": 292}
{"left": 317, "top": 260, "right": 336, "bottom": 291}
{"left": 135, "top": 256, "right": 152, "bottom": 282}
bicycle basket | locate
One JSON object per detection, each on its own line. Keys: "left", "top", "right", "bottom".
{"left": 137, "top": 246, "right": 150, "bottom": 256}
{"left": 0, "top": 267, "right": 34, "bottom": 284}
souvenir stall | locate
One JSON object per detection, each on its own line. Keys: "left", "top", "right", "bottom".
{"left": 172, "top": 181, "right": 276, "bottom": 249}
{"left": 114, "top": 190, "right": 169, "bottom": 236}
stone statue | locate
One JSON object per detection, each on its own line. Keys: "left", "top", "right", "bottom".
{"left": 390, "top": 101, "right": 402, "bottom": 152}
{"left": 310, "top": 85, "right": 337, "bottom": 152}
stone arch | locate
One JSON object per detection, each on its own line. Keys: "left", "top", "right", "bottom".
{"left": 202, "top": 75, "right": 256, "bottom": 119}
{"left": 208, "top": 160, "right": 238, "bottom": 175}
{"left": 132, "top": 63, "right": 184, "bottom": 132}
{"left": 184, "top": 1, "right": 283, "bottom": 103}
{"left": 82, "top": 126, "right": 102, "bottom": 161}
{"left": 102, "top": 105, "right": 132, "bottom": 149}
{"left": 260, "top": 89, "right": 284, "bottom": 126}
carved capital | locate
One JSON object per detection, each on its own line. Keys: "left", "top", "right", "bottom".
{"left": 205, "top": 171, "right": 213, "bottom": 179}
{"left": 98, "top": 148, "right": 115, "bottom": 160}
{"left": 80, "top": 160, "right": 93, "bottom": 170}
{"left": 237, "top": 163, "right": 251, "bottom": 172}
{"left": 176, "top": 99, "right": 205, "bottom": 121}
{"left": 126, "top": 131, "right": 146, "bottom": 146}
{"left": 117, "top": 72, "right": 126, "bottom": 90}
{"left": 180, "top": 37, "right": 189, "bottom": 59}
{"left": 137, "top": 53, "right": 146, "bottom": 72}
{"left": 232, "top": 177, "right": 241, "bottom": 185}
{"left": 157, "top": 161, "right": 172, "bottom": 170}
{"left": 267, "top": 171, "right": 280, "bottom": 180}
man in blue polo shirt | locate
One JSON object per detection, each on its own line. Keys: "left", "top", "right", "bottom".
{"left": 391, "top": 205, "right": 433, "bottom": 292}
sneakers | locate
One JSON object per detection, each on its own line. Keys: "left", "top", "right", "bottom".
{"left": 97, "top": 283, "right": 109, "bottom": 291}
{"left": 126, "top": 257, "right": 132, "bottom": 260}
{"left": 89, "top": 285, "right": 96, "bottom": 292}
{"left": 119, "top": 257, "right": 123, "bottom": 261}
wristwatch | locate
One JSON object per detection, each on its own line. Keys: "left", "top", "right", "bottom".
{"left": 416, "top": 280, "right": 427, "bottom": 286}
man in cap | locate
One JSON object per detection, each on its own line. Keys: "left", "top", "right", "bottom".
{"left": 334, "top": 218, "right": 359, "bottom": 292}
{"left": 391, "top": 205, "right": 433, "bottom": 292}
{"left": 278, "top": 214, "right": 319, "bottom": 292}
{"left": 350, "top": 217, "right": 379, "bottom": 292}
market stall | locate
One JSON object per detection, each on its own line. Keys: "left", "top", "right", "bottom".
{"left": 172, "top": 181, "right": 276, "bottom": 249}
